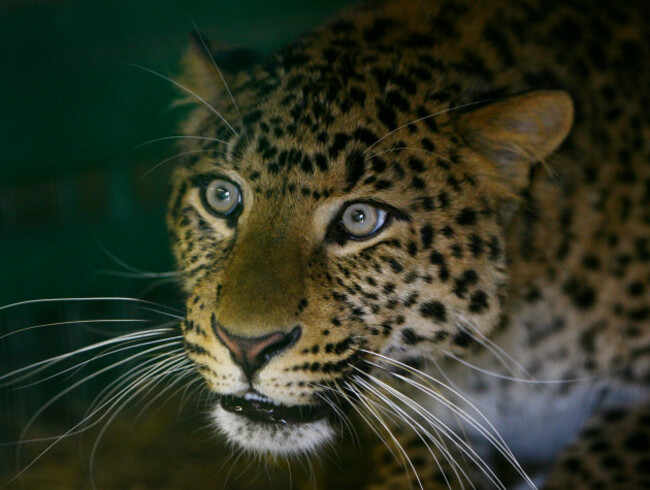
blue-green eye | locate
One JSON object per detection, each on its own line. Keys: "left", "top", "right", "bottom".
{"left": 341, "top": 202, "right": 387, "bottom": 238}
{"left": 203, "top": 179, "right": 242, "bottom": 217}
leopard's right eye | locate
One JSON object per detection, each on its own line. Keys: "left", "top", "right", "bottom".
{"left": 201, "top": 178, "right": 242, "bottom": 218}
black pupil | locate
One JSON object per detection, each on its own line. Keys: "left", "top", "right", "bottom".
{"left": 352, "top": 209, "right": 366, "bottom": 223}
{"left": 216, "top": 187, "right": 230, "bottom": 201}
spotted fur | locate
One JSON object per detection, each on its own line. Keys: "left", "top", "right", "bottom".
{"left": 168, "top": 0, "right": 650, "bottom": 487}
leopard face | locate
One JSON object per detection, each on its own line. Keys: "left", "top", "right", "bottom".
{"left": 167, "top": 4, "right": 573, "bottom": 455}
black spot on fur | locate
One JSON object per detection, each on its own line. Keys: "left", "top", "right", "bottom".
{"left": 420, "top": 225, "right": 434, "bottom": 249}
{"left": 456, "top": 207, "right": 477, "bottom": 225}
{"left": 563, "top": 276, "right": 598, "bottom": 309}
{"left": 420, "top": 300, "right": 447, "bottom": 322}
{"left": 469, "top": 290, "right": 489, "bottom": 313}
{"left": 345, "top": 150, "right": 366, "bottom": 191}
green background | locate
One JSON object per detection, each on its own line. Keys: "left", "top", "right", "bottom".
{"left": 0, "top": 0, "right": 354, "bottom": 306}
{"left": 0, "top": 0, "right": 355, "bottom": 484}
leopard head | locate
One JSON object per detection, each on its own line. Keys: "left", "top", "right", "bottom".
{"left": 167, "top": 21, "right": 573, "bottom": 455}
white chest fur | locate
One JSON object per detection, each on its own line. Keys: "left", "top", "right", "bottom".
{"left": 414, "top": 332, "right": 646, "bottom": 467}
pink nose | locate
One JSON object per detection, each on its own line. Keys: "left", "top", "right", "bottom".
{"left": 215, "top": 324, "right": 301, "bottom": 380}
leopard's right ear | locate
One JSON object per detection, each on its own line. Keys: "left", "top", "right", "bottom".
{"left": 177, "top": 31, "right": 264, "bottom": 102}
{"left": 456, "top": 90, "right": 574, "bottom": 192}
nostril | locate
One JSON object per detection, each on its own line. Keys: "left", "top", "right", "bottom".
{"left": 215, "top": 324, "right": 302, "bottom": 379}
{"left": 258, "top": 326, "right": 301, "bottom": 363}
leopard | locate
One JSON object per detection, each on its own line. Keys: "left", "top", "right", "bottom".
{"left": 165, "top": 0, "right": 650, "bottom": 488}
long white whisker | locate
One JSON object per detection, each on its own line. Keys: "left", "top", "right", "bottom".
{"left": 189, "top": 23, "right": 247, "bottom": 138}
{"left": 139, "top": 148, "right": 224, "bottom": 178}
{"left": 178, "top": 376, "right": 206, "bottom": 414}
{"left": 0, "top": 296, "right": 182, "bottom": 314}
{"left": 130, "top": 360, "right": 195, "bottom": 425}
{"left": 346, "top": 380, "right": 424, "bottom": 490}
{"left": 137, "top": 306, "right": 184, "bottom": 320}
{"left": 442, "top": 349, "right": 611, "bottom": 384}
{"left": 311, "top": 384, "right": 359, "bottom": 447}
{"left": 456, "top": 323, "right": 533, "bottom": 380}
{"left": 93, "top": 239, "right": 180, "bottom": 278}
{"left": 364, "top": 98, "right": 502, "bottom": 153}
{"left": 88, "top": 354, "right": 189, "bottom": 487}
{"left": 97, "top": 270, "right": 180, "bottom": 280}
{"left": 356, "top": 371, "right": 503, "bottom": 489}
{"left": 336, "top": 380, "right": 402, "bottom": 469}
{"left": 0, "top": 328, "right": 174, "bottom": 385}
{"left": 326, "top": 376, "right": 363, "bottom": 447}
{"left": 5, "top": 349, "right": 183, "bottom": 485}
{"left": 12, "top": 335, "right": 183, "bottom": 390}
{"left": 83, "top": 353, "right": 186, "bottom": 489}
{"left": 0, "top": 318, "right": 151, "bottom": 341}
{"left": 85, "top": 349, "right": 185, "bottom": 417}
{"left": 14, "top": 341, "right": 183, "bottom": 458}
{"left": 128, "top": 63, "right": 238, "bottom": 137}
{"left": 130, "top": 134, "right": 227, "bottom": 152}
{"left": 354, "top": 375, "right": 469, "bottom": 490}
{"left": 363, "top": 353, "right": 535, "bottom": 489}
{"left": 0, "top": 353, "right": 181, "bottom": 447}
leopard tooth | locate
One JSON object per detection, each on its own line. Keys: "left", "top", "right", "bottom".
{"left": 244, "top": 391, "right": 275, "bottom": 404}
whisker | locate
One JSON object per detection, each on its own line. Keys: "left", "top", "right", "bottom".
{"left": 12, "top": 334, "right": 183, "bottom": 390}
{"left": 428, "top": 353, "right": 483, "bottom": 467}
{"left": 88, "top": 354, "right": 190, "bottom": 487}
{"left": 333, "top": 380, "right": 402, "bottom": 470}
{"left": 0, "top": 328, "right": 174, "bottom": 385}
{"left": 311, "top": 385, "right": 359, "bottom": 447}
{"left": 346, "top": 380, "right": 424, "bottom": 490}
{"left": 130, "top": 361, "right": 195, "bottom": 425}
{"left": 139, "top": 148, "right": 224, "bottom": 178}
{"left": 189, "top": 23, "right": 248, "bottom": 139}
{"left": 363, "top": 353, "right": 535, "bottom": 488}
{"left": 129, "top": 134, "right": 227, "bottom": 152}
{"left": 178, "top": 376, "right": 207, "bottom": 414}
{"left": 455, "top": 322, "right": 534, "bottom": 380}
{"left": 354, "top": 376, "right": 469, "bottom": 490}
{"left": 84, "top": 348, "right": 185, "bottom": 417}
{"left": 14, "top": 342, "right": 183, "bottom": 457}
{"left": 356, "top": 370, "right": 502, "bottom": 489}
{"left": 128, "top": 63, "right": 239, "bottom": 137}
{"left": 138, "top": 306, "right": 184, "bottom": 320}
{"left": 325, "top": 376, "right": 363, "bottom": 445}
{"left": 97, "top": 270, "right": 180, "bottom": 280}
{"left": 93, "top": 239, "right": 180, "bottom": 278}
{"left": 5, "top": 349, "right": 184, "bottom": 485}
{"left": 364, "top": 98, "right": 502, "bottom": 153}
{"left": 0, "top": 296, "right": 182, "bottom": 315}
{"left": 0, "top": 352, "right": 180, "bottom": 447}
{"left": 0, "top": 318, "right": 151, "bottom": 342}
{"left": 442, "top": 348, "right": 613, "bottom": 384}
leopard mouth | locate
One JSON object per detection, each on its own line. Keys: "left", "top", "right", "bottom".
{"left": 220, "top": 390, "right": 334, "bottom": 425}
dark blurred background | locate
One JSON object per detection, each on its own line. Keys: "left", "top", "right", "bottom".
{"left": 0, "top": 1, "right": 360, "bottom": 488}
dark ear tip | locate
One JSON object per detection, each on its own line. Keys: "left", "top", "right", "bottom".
{"left": 189, "top": 30, "right": 208, "bottom": 52}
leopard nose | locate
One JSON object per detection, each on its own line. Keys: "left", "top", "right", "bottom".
{"left": 215, "top": 324, "right": 301, "bottom": 380}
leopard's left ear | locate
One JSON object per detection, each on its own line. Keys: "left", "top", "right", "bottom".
{"left": 456, "top": 90, "right": 574, "bottom": 190}
{"left": 177, "top": 31, "right": 264, "bottom": 102}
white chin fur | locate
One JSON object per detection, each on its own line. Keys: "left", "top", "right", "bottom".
{"left": 213, "top": 405, "right": 335, "bottom": 456}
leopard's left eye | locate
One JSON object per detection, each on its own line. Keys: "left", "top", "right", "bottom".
{"left": 340, "top": 202, "right": 387, "bottom": 239}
